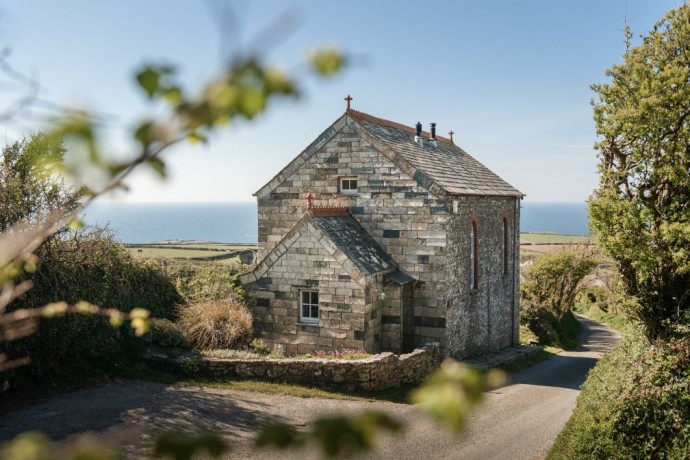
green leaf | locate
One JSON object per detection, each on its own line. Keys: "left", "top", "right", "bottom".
{"left": 187, "top": 131, "right": 208, "bottom": 145}
{"left": 152, "top": 432, "right": 227, "bottom": 460}
{"left": 163, "top": 86, "right": 183, "bottom": 106}
{"left": 255, "top": 422, "right": 300, "bottom": 448}
{"left": 309, "top": 48, "right": 344, "bottom": 77}
{"left": 134, "top": 120, "right": 154, "bottom": 147}
{"left": 136, "top": 67, "right": 161, "bottom": 98}
{"left": 0, "top": 432, "right": 52, "bottom": 460}
{"left": 411, "top": 359, "right": 490, "bottom": 434}
{"left": 145, "top": 156, "right": 166, "bottom": 178}
{"left": 311, "top": 411, "right": 403, "bottom": 457}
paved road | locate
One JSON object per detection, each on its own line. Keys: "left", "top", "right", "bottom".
{"left": 0, "top": 315, "right": 620, "bottom": 459}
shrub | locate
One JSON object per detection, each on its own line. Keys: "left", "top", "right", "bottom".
{"left": 521, "top": 248, "right": 597, "bottom": 320}
{"left": 178, "top": 298, "right": 253, "bottom": 351}
{"left": 146, "top": 319, "right": 188, "bottom": 348}
{"left": 24, "top": 228, "right": 182, "bottom": 319}
{"left": 249, "top": 338, "right": 271, "bottom": 356}
{"left": 4, "top": 229, "right": 183, "bottom": 380}
{"left": 164, "top": 260, "right": 245, "bottom": 303}
{"left": 520, "top": 248, "right": 595, "bottom": 349}
{"left": 550, "top": 335, "right": 690, "bottom": 459}
{"left": 520, "top": 306, "right": 581, "bottom": 349}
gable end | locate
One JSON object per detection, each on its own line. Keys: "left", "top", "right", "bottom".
{"left": 254, "top": 114, "right": 348, "bottom": 199}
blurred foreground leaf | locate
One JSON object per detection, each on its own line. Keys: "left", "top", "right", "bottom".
{"left": 411, "top": 359, "right": 506, "bottom": 434}
{"left": 152, "top": 432, "right": 227, "bottom": 460}
{"left": 256, "top": 410, "right": 403, "bottom": 458}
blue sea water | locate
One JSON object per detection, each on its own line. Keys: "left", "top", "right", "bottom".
{"left": 82, "top": 201, "right": 589, "bottom": 244}
{"left": 83, "top": 202, "right": 258, "bottom": 244}
{"left": 520, "top": 202, "right": 589, "bottom": 236}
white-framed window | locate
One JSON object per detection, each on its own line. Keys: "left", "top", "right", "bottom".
{"left": 300, "top": 290, "right": 319, "bottom": 323}
{"left": 470, "top": 220, "right": 479, "bottom": 289}
{"left": 339, "top": 177, "right": 358, "bottom": 195}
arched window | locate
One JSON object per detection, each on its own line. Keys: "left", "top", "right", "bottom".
{"left": 502, "top": 217, "right": 509, "bottom": 274}
{"left": 470, "top": 219, "right": 479, "bottom": 289}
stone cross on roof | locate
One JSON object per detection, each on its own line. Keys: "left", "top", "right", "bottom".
{"left": 448, "top": 130, "right": 454, "bottom": 143}
{"left": 344, "top": 94, "right": 353, "bottom": 111}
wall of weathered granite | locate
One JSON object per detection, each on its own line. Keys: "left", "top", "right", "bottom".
{"left": 248, "top": 231, "right": 380, "bottom": 354}
{"left": 445, "top": 195, "right": 521, "bottom": 358}
{"left": 191, "top": 343, "right": 440, "bottom": 392}
{"left": 254, "top": 116, "right": 449, "bottom": 353}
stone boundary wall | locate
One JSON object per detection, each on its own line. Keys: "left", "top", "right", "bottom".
{"left": 161, "top": 343, "right": 439, "bottom": 392}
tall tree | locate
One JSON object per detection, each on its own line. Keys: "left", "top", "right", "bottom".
{"left": 0, "top": 133, "right": 81, "bottom": 232}
{"left": 589, "top": 3, "right": 690, "bottom": 340}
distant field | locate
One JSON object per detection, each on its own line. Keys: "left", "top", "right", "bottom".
{"left": 520, "top": 233, "right": 593, "bottom": 262}
{"left": 520, "top": 232, "right": 590, "bottom": 245}
{"left": 127, "top": 234, "right": 588, "bottom": 264}
{"left": 126, "top": 241, "right": 257, "bottom": 264}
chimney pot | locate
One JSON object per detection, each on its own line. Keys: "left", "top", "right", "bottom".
{"left": 414, "top": 122, "right": 423, "bottom": 146}
{"left": 430, "top": 123, "right": 436, "bottom": 140}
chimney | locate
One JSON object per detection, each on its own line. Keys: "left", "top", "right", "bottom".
{"left": 429, "top": 123, "right": 438, "bottom": 147}
{"left": 414, "top": 122, "right": 423, "bottom": 146}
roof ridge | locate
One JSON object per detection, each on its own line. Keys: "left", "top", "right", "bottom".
{"left": 347, "top": 109, "right": 453, "bottom": 144}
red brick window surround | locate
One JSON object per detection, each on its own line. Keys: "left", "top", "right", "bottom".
{"left": 300, "top": 290, "right": 319, "bottom": 323}
{"left": 470, "top": 218, "right": 479, "bottom": 289}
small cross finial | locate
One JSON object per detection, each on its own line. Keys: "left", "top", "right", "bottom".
{"left": 448, "top": 130, "right": 455, "bottom": 143}
{"left": 306, "top": 192, "right": 314, "bottom": 209}
{"left": 344, "top": 94, "right": 353, "bottom": 111}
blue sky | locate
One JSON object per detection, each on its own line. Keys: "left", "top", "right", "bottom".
{"left": 0, "top": 0, "right": 681, "bottom": 203}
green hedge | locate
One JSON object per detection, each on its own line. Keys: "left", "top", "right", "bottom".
{"left": 550, "top": 335, "right": 690, "bottom": 459}
{"left": 5, "top": 231, "right": 183, "bottom": 379}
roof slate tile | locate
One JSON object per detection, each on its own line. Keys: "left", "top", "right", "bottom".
{"left": 348, "top": 110, "right": 523, "bottom": 197}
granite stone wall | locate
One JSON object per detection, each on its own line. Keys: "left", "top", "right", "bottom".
{"left": 247, "top": 231, "right": 380, "bottom": 354}
{"left": 194, "top": 343, "right": 440, "bottom": 392}
{"left": 445, "top": 195, "right": 521, "bottom": 358}
{"left": 254, "top": 116, "right": 449, "bottom": 353}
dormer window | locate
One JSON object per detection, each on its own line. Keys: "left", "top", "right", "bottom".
{"left": 340, "top": 177, "right": 358, "bottom": 195}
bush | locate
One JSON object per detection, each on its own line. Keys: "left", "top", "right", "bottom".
{"left": 4, "top": 229, "right": 183, "bottom": 380}
{"left": 521, "top": 248, "right": 597, "bottom": 320}
{"left": 178, "top": 298, "right": 253, "bottom": 351}
{"left": 520, "top": 248, "right": 595, "bottom": 349}
{"left": 520, "top": 306, "right": 581, "bottom": 349}
{"left": 249, "top": 338, "right": 271, "bottom": 356}
{"left": 164, "top": 260, "right": 245, "bottom": 303}
{"left": 146, "top": 319, "right": 188, "bottom": 348}
{"left": 550, "top": 335, "right": 690, "bottom": 459}
{"left": 25, "top": 229, "right": 182, "bottom": 319}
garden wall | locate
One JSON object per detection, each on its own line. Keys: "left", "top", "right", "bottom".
{"left": 170, "top": 343, "right": 439, "bottom": 392}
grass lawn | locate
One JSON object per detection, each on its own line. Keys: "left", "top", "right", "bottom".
{"left": 177, "top": 378, "right": 414, "bottom": 404}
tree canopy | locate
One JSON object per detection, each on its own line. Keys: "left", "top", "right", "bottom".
{"left": 589, "top": 3, "right": 690, "bottom": 339}
{"left": 0, "top": 133, "right": 81, "bottom": 232}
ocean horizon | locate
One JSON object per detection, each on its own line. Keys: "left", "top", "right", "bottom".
{"left": 82, "top": 201, "right": 589, "bottom": 244}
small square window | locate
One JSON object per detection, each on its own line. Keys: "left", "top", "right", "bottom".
{"left": 340, "top": 177, "right": 358, "bottom": 195}
{"left": 300, "top": 290, "right": 319, "bottom": 323}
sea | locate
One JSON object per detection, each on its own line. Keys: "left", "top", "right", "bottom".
{"left": 82, "top": 201, "right": 589, "bottom": 244}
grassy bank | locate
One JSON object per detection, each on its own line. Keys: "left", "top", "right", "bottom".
{"left": 550, "top": 335, "right": 690, "bottom": 459}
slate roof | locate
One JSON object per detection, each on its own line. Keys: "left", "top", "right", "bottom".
{"left": 238, "top": 212, "right": 412, "bottom": 286}
{"left": 311, "top": 215, "right": 394, "bottom": 275}
{"left": 348, "top": 110, "right": 523, "bottom": 197}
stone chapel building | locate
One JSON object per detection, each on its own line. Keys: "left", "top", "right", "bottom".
{"left": 239, "top": 101, "right": 523, "bottom": 358}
